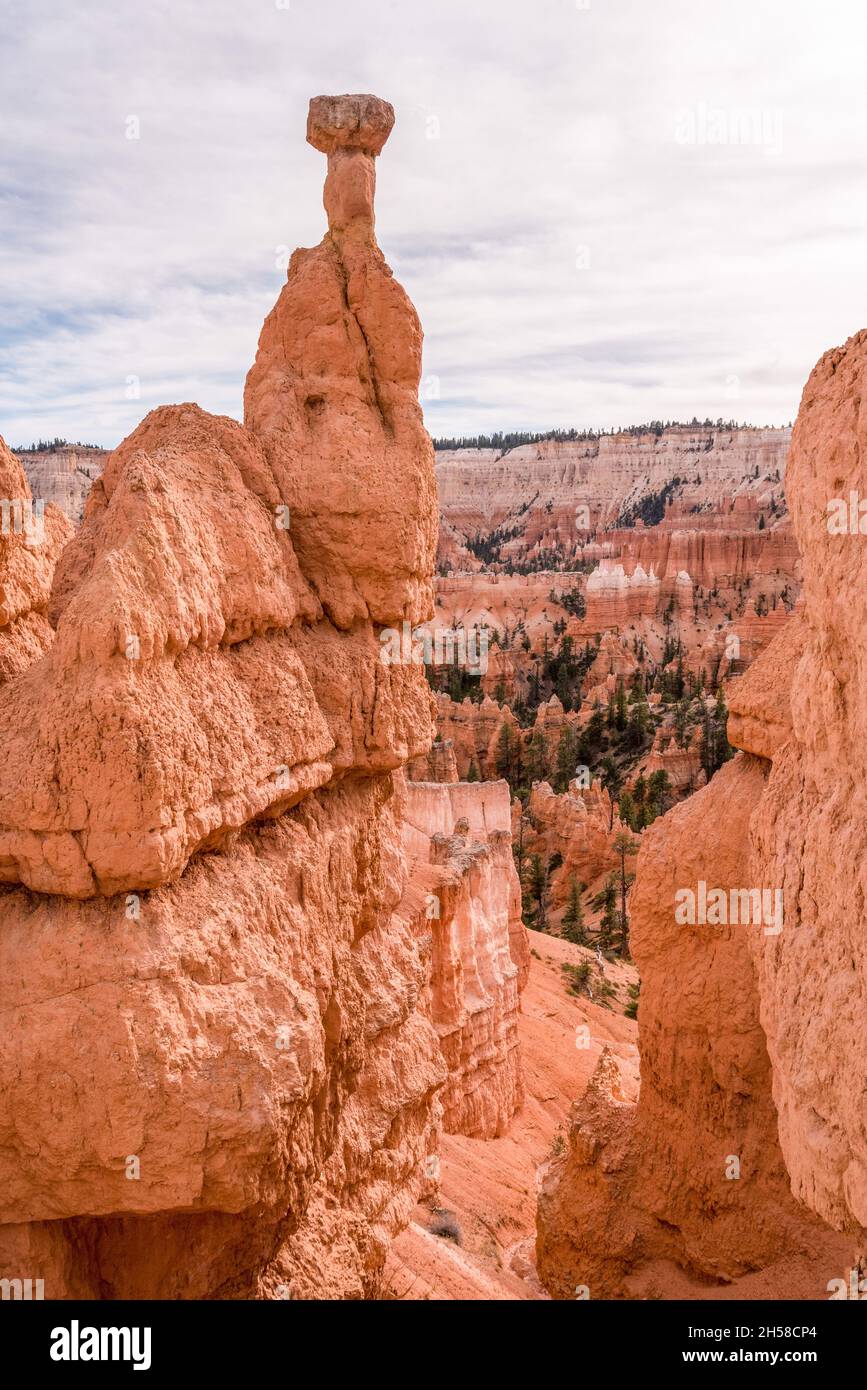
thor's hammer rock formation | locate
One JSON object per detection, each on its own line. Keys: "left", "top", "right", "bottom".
{"left": 0, "top": 95, "right": 475, "bottom": 1300}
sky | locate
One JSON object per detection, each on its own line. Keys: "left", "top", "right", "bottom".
{"left": 2, "top": 0, "right": 867, "bottom": 447}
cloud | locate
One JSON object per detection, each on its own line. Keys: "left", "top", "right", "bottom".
{"left": 1, "top": 0, "right": 866, "bottom": 445}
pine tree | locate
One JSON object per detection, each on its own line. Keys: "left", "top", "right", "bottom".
{"left": 561, "top": 877, "right": 588, "bottom": 946}
{"left": 600, "top": 756, "right": 621, "bottom": 829}
{"left": 494, "top": 721, "right": 518, "bottom": 784}
{"left": 627, "top": 700, "right": 649, "bottom": 750}
{"left": 647, "top": 768, "right": 672, "bottom": 819}
{"left": 523, "top": 853, "right": 549, "bottom": 932}
{"left": 525, "top": 726, "right": 549, "bottom": 786}
{"left": 612, "top": 830, "right": 641, "bottom": 958}
{"left": 597, "top": 878, "right": 618, "bottom": 949}
{"left": 554, "top": 725, "right": 578, "bottom": 792}
{"left": 467, "top": 758, "right": 480, "bottom": 783}
{"left": 618, "top": 788, "right": 638, "bottom": 831}
{"left": 614, "top": 680, "right": 628, "bottom": 731}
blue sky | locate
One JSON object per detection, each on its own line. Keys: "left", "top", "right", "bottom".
{"left": 2, "top": 0, "right": 866, "bottom": 447}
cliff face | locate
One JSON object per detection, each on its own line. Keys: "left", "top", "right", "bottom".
{"left": 536, "top": 332, "right": 867, "bottom": 1300}
{"left": 435, "top": 427, "right": 790, "bottom": 569}
{"left": 401, "top": 778, "right": 528, "bottom": 1139}
{"left": 0, "top": 94, "right": 455, "bottom": 1301}
{"left": 519, "top": 780, "right": 625, "bottom": 909}
{"left": 597, "top": 519, "right": 799, "bottom": 592}
{"left": 0, "top": 439, "right": 72, "bottom": 685}
{"left": 17, "top": 446, "right": 107, "bottom": 525}
{"left": 746, "top": 333, "right": 867, "bottom": 1232}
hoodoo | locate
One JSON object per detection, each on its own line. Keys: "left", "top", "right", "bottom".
{"left": 0, "top": 96, "right": 456, "bottom": 1300}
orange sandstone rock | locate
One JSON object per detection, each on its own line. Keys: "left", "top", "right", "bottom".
{"left": 401, "top": 777, "right": 528, "bottom": 1138}
{"left": 536, "top": 333, "right": 867, "bottom": 1300}
{"left": 0, "top": 436, "right": 71, "bottom": 684}
{"left": 0, "top": 94, "right": 450, "bottom": 1301}
{"left": 245, "top": 94, "right": 436, "bottom": 631}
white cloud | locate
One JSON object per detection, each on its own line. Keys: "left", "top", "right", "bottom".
{"left": 2, "top": 0, "right": 866, "bottom": 446}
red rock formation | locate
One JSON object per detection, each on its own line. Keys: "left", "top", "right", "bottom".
{"left": 245, "top": 93, "right": 436, "bottom": 632}
{"left": 426, "top": 692, "right": 517, "bottom": 780}
{"left": 401, "top": 778, "right": 528, "bottom": 1138}
{"left": 518, "top": 780, "right": 626, "bottom": 909}
{"left": 385, "top": 933, "right": 639, "bottom": 1300}
{"left": 536, "top": 332, "right": 867, "bottom": 1300}
{"left": 0, "top": 438, "right": 72, "bottom": 685}
{"left": 745, "top": 331, "right": 867, "bottom": 1232}
{"left": 639, "top": 718, "right": 704, "bottom": 796}
{"left": 583, "top": 629, "right": 640, "bottom": 695}
{"left": 0, "top": 94, "right": 451, "bottom": 1301}
{"left": 537, "top": 750, "right": 853, "bottom": 1299}
{"left": 583, "top": 560, "right": 661, "bottom": 629}
{"left": 407, "top": 736, "right": 459, "bottom": 784}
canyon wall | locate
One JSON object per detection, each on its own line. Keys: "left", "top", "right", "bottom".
{"left": 17, "top": 446, "right": 107, "bottom": 525}
{"left": 0, "top": 94, "right": 479, "bottom": 1301}
{"left": 0, "top": 440, "right": 72, "bottom": 685}
{"left": 435, "top": 426, "right": 790, "bottom": 569}
{"left": 536, "top": 332, "right": 867, "bottom": 1300}
{"left": 401, "top": 777, "right": 528, "bottom": 1139}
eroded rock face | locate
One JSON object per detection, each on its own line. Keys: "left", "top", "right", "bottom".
{"left": 747, "top": 332, "right": 867, "bottom": 1231}
{"left": 435, "top": 427, "right": 792, "bottom": 571}
{"left": 0, "top": 407, "right": 336, "bottom": 897}
{"left": 0, "top": 94, "right": 450, "bottom": 1300}
{"left": 0, "top": 438, "right": 72, "bottom": 685}
{"left": 520, "top": 780, "right": 625, "bottom": 909}
{"left": 17, "top": 445, "right": 106, "bottom": 525}
{"left": 537, "top": 749, "right": 855, "bottom": 1299}
{"left": 422, "top": 693, "right": 517, "bottom": 780}
{"left": 536, "top": 333, "right": 867, "bottom": 1299}
{"left": 401, "top": 778, "right": 528, "bottom": 1138}
{"left": 244, "top": 94, "right": 436, "bottom": 632}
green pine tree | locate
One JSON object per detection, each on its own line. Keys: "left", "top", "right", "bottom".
{"left": 554, "top": 725, "right": 578, "bottom": 792}
{"left": 561, "top": 877, "right": 588, "bottom": 946}
{"left": 597, "top": 878, "right": 618, "bottom": 949}
{"left": 523, "top": 853, "right": 549, "bottom": 932}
